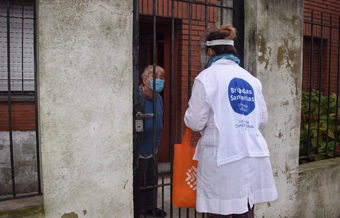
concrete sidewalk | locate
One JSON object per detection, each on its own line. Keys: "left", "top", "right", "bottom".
{"left": 0, "top": 196, "right": 44, "bottom": 218}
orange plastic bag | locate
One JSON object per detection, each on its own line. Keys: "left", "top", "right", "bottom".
{"left": 172, "top": 127, "right": 198, "bottom": 208}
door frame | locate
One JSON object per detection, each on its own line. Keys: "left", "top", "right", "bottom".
{"left": 139, "top": 17, "right": 178, "bottom": 162}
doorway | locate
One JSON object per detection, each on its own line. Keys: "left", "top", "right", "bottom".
{"left": 139, "top": 20, "right": 177, "bottom": 162}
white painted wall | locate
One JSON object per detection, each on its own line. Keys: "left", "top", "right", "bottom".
{"left": 38, "top": 1, "right": 133, "bottom": 217}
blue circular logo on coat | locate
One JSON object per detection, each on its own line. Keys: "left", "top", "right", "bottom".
{"left": 228, "top": 78, "right": 255, "bottom": 115}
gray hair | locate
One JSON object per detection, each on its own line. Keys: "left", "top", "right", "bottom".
{"left": 142, "top": 65, "right": 165, "bottom": 78}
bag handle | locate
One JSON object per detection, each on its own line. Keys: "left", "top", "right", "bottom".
{"left": 182, "top": 127, "right": 192, "bottom": 145}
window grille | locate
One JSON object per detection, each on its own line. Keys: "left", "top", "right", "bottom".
{"left": 300, "top": 9, "right": 340, "bottom": 163}
{"left": 0, "top": 2, "right": 34, "bottom": 92}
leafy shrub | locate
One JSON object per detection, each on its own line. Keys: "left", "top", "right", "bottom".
{"left": 300, "top": 89, "right": 340, "bottom": 162}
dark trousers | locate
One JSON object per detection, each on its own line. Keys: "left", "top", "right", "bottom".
{"left": 137, "top": 156, "right": 158, "bottom": 212}
{"left": 207, "top": 204, "right": 254, "bottom": 218}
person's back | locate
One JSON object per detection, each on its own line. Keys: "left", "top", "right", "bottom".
{"left": 196, "top": 59, "right": 269, "bottom": 166}
{"left": 184, "top": 25, "right": 277, "bottom": 217}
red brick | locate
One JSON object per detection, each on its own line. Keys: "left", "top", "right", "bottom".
{"left": 18, "top": 124, "right": 36, "bottom": 131}
{"left": 12, "top": 105, "right": 34, "bottom": 112}
{"left": 18, "top": 112, "right": 36, "bottom": 118}
{"left": 0, "top": 112, "right": 8, "bottom": 118}
{"left": 0, "top": 118, "right": 9, "bottom": 126}
{"left": 0, "top": 105, "right": 8, "bottom": 112}
{"left": 12, "top": 118, "right": 34, "bottom": 125}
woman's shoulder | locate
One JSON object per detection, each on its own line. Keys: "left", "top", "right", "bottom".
{"left": 196, "top": 67, "right": 213, "bottom": 80}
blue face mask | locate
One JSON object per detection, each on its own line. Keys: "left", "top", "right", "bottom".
{"left": 149, "top": 79, "right": 164, "bottom": 92}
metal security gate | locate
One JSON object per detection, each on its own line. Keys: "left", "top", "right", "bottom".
{"left": 133, "top": 1, "right": 244, "bottom": 217}
{"left": 0, "top": 0, "right": 41, "bottom": 201}
{"left": 300, "top": 9, "right": 340, "bottom": 163}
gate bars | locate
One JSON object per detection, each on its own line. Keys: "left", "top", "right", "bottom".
{"left": 133, "top": 0, "right": 244, "bottom": 217}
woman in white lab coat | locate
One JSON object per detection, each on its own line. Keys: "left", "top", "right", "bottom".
{"left": 184, "top": 25, "right": 277, "bottom": 218}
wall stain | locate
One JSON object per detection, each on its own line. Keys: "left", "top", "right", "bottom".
{"left": 285, "top": 163, "right": 293, "bottom": 183}
{"left": 278, "top": 131, "right": 283, "bottom": 138}
{"left": 123, "top": 179, "right": 128, "bottom": 189}
{"left": 282, "top": 100, "right": 289, "bottom": 106}
{"left": 277, "top": 40, "right": 291, "bottom": 69}
{"left": 294, "top": 77, "right": 300, "bottom": 97}
{"left": 61, "top": 212, "right": 78, "bottom": 218}
{"left": 277, "top": 37, "right": 302, "bottom": 97}
{"left": 83, "top": 210, "right": 87, "bottom": 216}
{"left": 257, "top": 33, "right": 270, "bottom": 70}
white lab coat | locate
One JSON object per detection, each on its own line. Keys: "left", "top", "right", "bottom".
{"left": 184, "top": 59, "right": 277, "bottom": 215}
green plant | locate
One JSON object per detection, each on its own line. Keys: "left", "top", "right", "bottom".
{"left": 300, "top": 89, "right": 340, "bottom": 162}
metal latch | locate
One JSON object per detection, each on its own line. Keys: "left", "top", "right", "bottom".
{"left": 136, "top": 112, "right": 154, "bottom": 119}
{"left": 135, "top": 112, "right": 154, "bottom": 133}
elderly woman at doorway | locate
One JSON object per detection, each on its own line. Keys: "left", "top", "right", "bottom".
{"left": 137, "top": 65, "right": 167, "bottom": 217}
{"left": 184, "top": 25, "right": 278, "bottom": 217}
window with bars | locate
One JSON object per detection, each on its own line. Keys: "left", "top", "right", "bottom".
{"left": 0, "top": 1, "right": 34, "bottom": 92}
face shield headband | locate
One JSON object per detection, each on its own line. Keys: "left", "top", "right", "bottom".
{"left": 206, "top": 39, "right": 234, "bottom": 46}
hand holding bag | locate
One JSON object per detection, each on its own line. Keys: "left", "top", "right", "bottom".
{"left": 172, "top": 127, "right": 198, "bottom": 208}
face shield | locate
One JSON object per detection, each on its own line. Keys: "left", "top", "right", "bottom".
{"left": 199, "top": 40, "right": 208, "bottom": 70}
{"left": 199, "top": 26, "right": 216, "bottom": 70}
{"left": 199, "top": 26, "right": 235, "bottom": 70}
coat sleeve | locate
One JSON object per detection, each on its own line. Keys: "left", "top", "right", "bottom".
{"left": 184, "top": 79, "right": 211, "bottom": 131}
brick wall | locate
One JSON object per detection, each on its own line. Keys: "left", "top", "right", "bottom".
{"left": 303, "top": 0, "right": 340, "bottom": 94}
{"left": 0, "top": 101, "right": 36, "bottom": 131}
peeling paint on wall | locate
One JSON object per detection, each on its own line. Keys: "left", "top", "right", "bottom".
{"left": 285, "top": 163, "right": 293, "bottom": 183}
{"left": 257, "top": 33, "right": 271, "bottom": 70}
{"left": 267, "top": 202, "right": 271, "bottom": 208}
{"left": 277, "top": 39, "right": 301, "bottom": 76}
{"left": 61, "top": 212, "right": 78, "bottom": 218}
